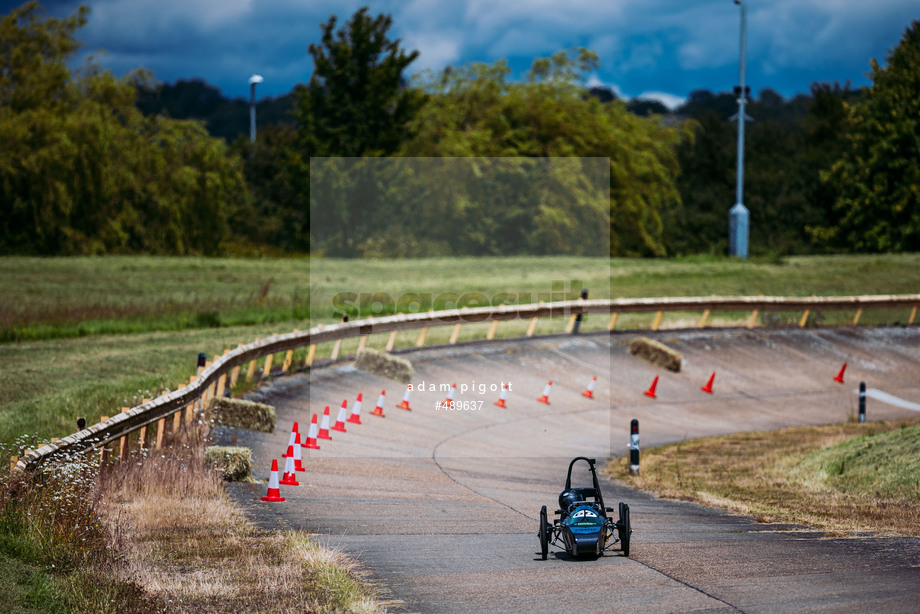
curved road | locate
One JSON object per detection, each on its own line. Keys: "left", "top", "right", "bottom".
{"left": 223, "top": 327, "right": 920, "bottom": 613}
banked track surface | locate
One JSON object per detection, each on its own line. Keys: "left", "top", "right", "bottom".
{"left": 222, "top": 327, "right": 920, "bottom": 613}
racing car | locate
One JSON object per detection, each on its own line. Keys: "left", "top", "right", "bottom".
{"left": 538, "top": 456, "right": 631, "bottom": 559}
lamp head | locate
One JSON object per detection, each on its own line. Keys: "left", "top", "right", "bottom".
{"left": 249, "top": 74, "right": 264, "bottom": 85}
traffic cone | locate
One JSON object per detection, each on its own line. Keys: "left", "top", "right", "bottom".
{"left": 282, "top": 423, "right": 299, "bottom": 457}
{"left": 317, "top": 406, "right": 332, "bottom": 440}
{"left": 701, "top": 372, "right": 716, "bottom": 394}
{"left": 292, "top": 432, "right": 305, "bottom": 471}
{"left": 494, "top": 384, "right": 509, "bottom": 408}
{"left": 644, "top": 375, "right": 659, "bottom": 399}
{"left": 582, "top": 376, "right": 597, "bottom": 399}
{"left": 537, "top": 381, "right": 553, "bottom": 404}
{"left": 347, "top": 393, "right": 363, "bottom": 424}
{"left": 442, "top": 383, "right": 456, "bottom": 409}
{"left": 332, "top": 400, "right": 348, "bottom": 432}
{"left": 279, "top": 447, "right": 299, "bottom": 486}
{"left": 261, "top": 459, "right": 285, "bottom": 502}
{"left": 397, "top": 385, "right": 412, "bottom": 410}
{"left": 303, "top": 413, "right": 321, "bottom": 450}
{"left": 371, "top": 390, "right": 386, "bottom": 417}
{"left": 834, "top": 362, "right": 847, "bottom": 384}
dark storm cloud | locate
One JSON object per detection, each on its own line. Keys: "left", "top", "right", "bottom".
{"left": 2, "top": 0, "right": 917, "bottom": 105}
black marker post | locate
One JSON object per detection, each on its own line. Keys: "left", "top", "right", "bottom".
{"left": 859, "top": 382, "right": 866, "bottom": 423}
{"left": 629, "top": 419, "right": 640, "bottom": 475}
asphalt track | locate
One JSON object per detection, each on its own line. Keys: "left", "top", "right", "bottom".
{"left": 222, "top": 327, "right": 920, "bottom": 613}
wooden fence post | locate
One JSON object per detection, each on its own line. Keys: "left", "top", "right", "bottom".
{"left": 698, "top": 309, "right": 710, "bottom": 328}
{"left": 449, "top": 323, "right": 462, "bottom": 344}
{"left": 330, "top": 339, "right": 342, "bottom": 360}
{"left": 651, "top": 311, "right": 663, "bottom": 331}
{"left": 608, "top": 313, "right": 618, "bottom": 331}
{"left": 852, "top": 308, "right": 863, "bottom": 325}
{"left": 525, "top": 316, "right": 539, "bottom": 337}
{"left": 487, "top": 320, "right": 499, "bottom": 340}
{"left": 747, "top": 309, "right": 758, "bottom": 328}
{"left": 305, "top": 344, "right": 317, "bottom": 367}
{"left": 910, "top": 305, "right": 918, "bottom": 325}
{"left": 118, "top": 407, "right": 130, "bottom": 461}
{"left": 385, "top": 330, "right": 398, "bottom": 351}
{"left": 799, "top": 310, "right": 811, "bottom": 327}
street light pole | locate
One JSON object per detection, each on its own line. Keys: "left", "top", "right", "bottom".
{"left": 249, "top": 74, "right": 263, "bottom": 143}
{"left": 729, "top": 0, "right": 749, "bottom": 258}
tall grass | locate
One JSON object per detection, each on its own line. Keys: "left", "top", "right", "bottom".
{"left": 0, "top": 425, "right": 388, "bottom": 612}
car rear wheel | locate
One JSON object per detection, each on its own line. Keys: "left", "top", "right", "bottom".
{"left": 618, "top": 503, "right": 631, "bottom": 557}
{"left": 539, "top": 505, "right": 549, "bottom": 560}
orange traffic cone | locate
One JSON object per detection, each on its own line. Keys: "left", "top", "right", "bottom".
{"left": 442, "top": 383, "right": 456, "bottom": 409}
{"left": 292, "top": 432, "right": 305, "bottom": 471}
{"left": 371, "top": 390, "right": 386, "bottom": 417}
{"left": 347, "top": 393, "right": 363, "bottom": 424}
{"left": 303, "top": 413, "right": 321, "bottom": 450}
{"left": 644, "top": 375, "right": 659, "bottom": 399}
{"left": 494, "top": 384, "right": 509, "bottom": 408}
{"left": 537, "top": 381, "right": 553, "bottom": 404}
{"left": 834, "top": 362, "right": 847, "bottom": 384}
{"left": 397, "top": 385, "right": 412, "bottom": 410}
{"left": 261, "top": 459, "right": 285, "bottom": 502}
{"left": 701, "top": 372, "right": 716, "bottom": 394}
{"left": 279, "top": 447, "right": 299, "bottom": 486}
{"left": 332, "top": 400, "right": 348, "bottom": 432}
{"left": 282, "top": 422, "right": 299, "bottom": 457}
{"left": 582, "top": 376, "right": 597, "bottom": 399}
{"left": 317, "top": 406, "right": 332, "bottom": 440}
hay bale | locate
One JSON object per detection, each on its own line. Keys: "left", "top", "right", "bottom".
{"left": 354, "top": 347, "right": 413, "bottom": 384}
{"left": 205, "top": 446, "right": 253, "bottom": 482}
{"left": 207, "top": 397, "right": 276, "bottom": 433}
{"left": 629, "top": 337, "right": 682, "bottom": 372}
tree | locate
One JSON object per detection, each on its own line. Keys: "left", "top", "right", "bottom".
{"left": 295, "top": 7, "right": 422, "bottom": 157}
{"left": 0, "top": 2, "right": 247, "bottom": 255}
{"left": 813, "top": 20, "right": 920, "bottom": 252}
{"left": 399, "top": 49, "right": 689, "bottom": 257}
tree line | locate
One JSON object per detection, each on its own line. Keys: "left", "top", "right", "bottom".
{"left": 2, "top": 2, "right": 917, "bottom": 257}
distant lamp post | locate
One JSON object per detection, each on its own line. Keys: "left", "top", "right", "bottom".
{"left": 729, "top": 0, "right": 749, "bottom": 258}
{"left": 249, "top": 74, "right": 263, "bottom": 143}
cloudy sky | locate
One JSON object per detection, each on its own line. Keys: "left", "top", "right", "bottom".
{"left": 8, "top": 0, "right": 918, "bottom": 108}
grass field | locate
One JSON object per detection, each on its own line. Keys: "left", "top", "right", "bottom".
{"left": 609, "top": 419, "right": 920, "bottom": 537}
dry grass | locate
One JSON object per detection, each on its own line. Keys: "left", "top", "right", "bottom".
{"left": 354, "top": 348, "right": 413, "bottom": 384}
{"left": 96, "top": 432, "right": 391, "bottom": 613}
{"left": 628, "top": 336, "right": 682, "bottom": 372}
{"left": 608, "top": 418, "right": 920, "bottom": 537}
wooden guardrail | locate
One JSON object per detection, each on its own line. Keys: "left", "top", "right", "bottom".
{"left": 14, "top": 293, "right": 919, "bottom": 472}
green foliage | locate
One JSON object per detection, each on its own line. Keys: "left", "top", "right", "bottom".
{"left": 813, "top": 20, "right": 920, "bottom": 252}
{"left": 0, "top": 2, "right": 248, "bottom": 255}
{"left": 296, "top": 7, "right": 422, "bottom": 158}
{"left": 399, "top": 49, "right": 688, "bottom": 257}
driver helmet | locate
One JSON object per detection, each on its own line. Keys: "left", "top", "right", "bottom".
{"left": 558, "top": 488, "right": 583, "bottom": 512}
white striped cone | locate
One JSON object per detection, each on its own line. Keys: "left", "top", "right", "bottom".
{"left": 261, "top": 459, "right": 284, "bottom": 501}
{"left": 303, "top": 413, "right": 321, "bottom": 449}
{"left": 347, "top": 393, "right": 363, "bottom": 424}
{"left": 397, "top": 386, "right": 412, "bottom": 410}
{"left": 332, "top": 400, "right": 348, "bottom": 432}
{"left": 442, "top": 383, "right": 456, "bottom": 408}
{"left": 494, "top": 384, "right": 508, "bottom": 408}
{"left": 537, "top": 381, "right": 552, "bottom": 404}
{"left": 371, "top": 390, "right": 386, "bottom": 417}
{"left": 279, "top": 447, "right": 299, "bottom": 485}
{"left": 318, "top": 406, "right": 332, "bottom": 440}
{"left": 582, "top": 376, "right": 597, "bottom": 399}
{"left": 292, "top": 432, "right": 305, "bottom": 471}
{"left": 282, "top": 427, "right": 297, "bottom": 457}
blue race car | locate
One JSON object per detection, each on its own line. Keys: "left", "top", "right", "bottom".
{"left": 538, "top": 456, "right": 631, "bottom": 559}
